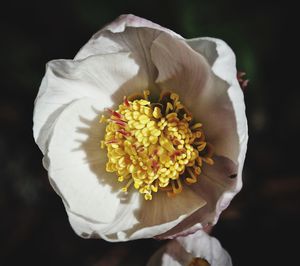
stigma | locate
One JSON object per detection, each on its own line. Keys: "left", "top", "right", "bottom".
{"left": 100, "top": 91, "right": 214, "bottom": 200}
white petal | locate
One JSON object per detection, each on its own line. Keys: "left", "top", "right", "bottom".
{"left": 101, "top": 14, "right": 181, "bottom": 37}
{"left": 69, "top": 184, "right": 206, "bottom": 241}
{"left": 33, "top": 52, "right": 147, "bottom": 153}
{"left": 75, "top": 14, "right": 182, "bottom": 60}
{"left": 186, "top": 37, "right": 248, "bottom": 170}
{"left": 66, "top": 188, "right": 203, "bottom": 242}
{"left": 188, "top": 37, "right": 248, "bottom": 223}
{"left": 151, "top": 33, "right": 247, "bottom": 164}
{"left": 67, "top": 192, "right": 141, "bottom": 242}
{"left": 76, "top": 27, "right": 159, "bottom": 90}
{"left": 186, "top": 38, "right": 219, "bottom": 67}
{"left": 186, "top": 37, "right": 248, "bottom": 212}
{"left": 46, "top": 98, "right": 122, "bottom": 223}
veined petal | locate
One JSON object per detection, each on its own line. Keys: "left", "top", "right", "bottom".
{"left": 147, "top": 230, "right": 232, "bottom": 266}
{"left": 33, "top": 52, "right": 147, "bottom": 153}
{"left": 151, "top": 33, "right": 247, "bottom": 164}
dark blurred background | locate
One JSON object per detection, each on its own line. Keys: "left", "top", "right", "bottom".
{"left": 1, "top": 0, "right": 299, "bottom": 265}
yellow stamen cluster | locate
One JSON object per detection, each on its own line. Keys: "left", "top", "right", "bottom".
{"left": 101, "top": 91, "right": 213, "bottom": 200}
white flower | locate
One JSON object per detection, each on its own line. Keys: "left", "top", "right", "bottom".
{"left": 33, "top": 14, "right": 248, "bottom": 242}
{"left": 147, "top": 230, "right": 232, "bottom": 266}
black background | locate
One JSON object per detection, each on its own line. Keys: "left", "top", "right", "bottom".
{"left": 1, "top": 0, "right": 299, "bottom": 265}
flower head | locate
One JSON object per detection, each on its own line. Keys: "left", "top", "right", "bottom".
{"left": 33, "top": 14, "right": 248, "bottom": 241}
{"left": 147, "top": 230, "right": 232, "bottom": 266}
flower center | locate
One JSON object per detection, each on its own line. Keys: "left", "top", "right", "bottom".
{"left": 188, "top": 258, "right": 210, "bottom": 266}
{"left": 100, "top": 91, "right": 214, "bottom": 200}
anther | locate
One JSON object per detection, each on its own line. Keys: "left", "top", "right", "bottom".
{"left": 122, "top": 179, "right": 133, "bottom": 192}
{"left": 185, "top": 168, "right": 198, "bottom": 184}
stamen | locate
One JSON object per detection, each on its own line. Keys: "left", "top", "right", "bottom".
{"left": 143, "top": 90, "right": 150, "bottom": 100}
{"left": 173, "top": 179, "right": 182, "bottom": 194}
{"left": 191, "top": 123, "right": 202, "bottom": 130}
{"left": 106, "top": 139, "right": 118, "bottom": 144}
{"left": 151, "top": 180, "right": 158, "bottom": 192}
{"left": 166, "top": 102, "right": 173, "bottom": 114}
{"left": 111, "top": 119, "right": 127, "bottom": 127}
{"left": 197, "top": 142, "right": 207, "bottom": 152}
{"left": 122, "top": 179, "right": 133, "bottom": 192}
{"left": 185, "top": 168, "right": 198, "bottom": 184}
{"left": 117, "top": 129, "right": 131, "bottom": 137}
{"left": 123, "top": 96, "right": 130, "bottom": 107}
{"left": 174, "top": 102, "right": 184, "bottom": 112}
{"left": 203, "top": 157, "right": 214, "bottom": 165}
{"left": 106, "top": 108, "right": 122, "bottom": 119}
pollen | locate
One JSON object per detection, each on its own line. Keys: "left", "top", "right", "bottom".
{"left": 100, "top": 91, "right": 214, "bottom": 200}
